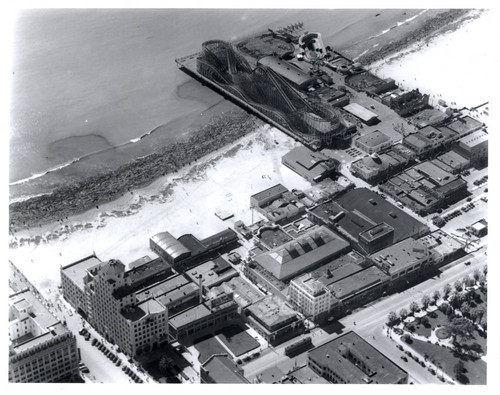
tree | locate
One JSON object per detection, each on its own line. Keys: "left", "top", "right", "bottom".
{"left": 482, "top": 265, "right": 487, "bottom": 276}
{"left": 454, "top": 280, "right": 463, "bottom": 292}
{"left": 440, "top": 302, "right": 453, "bottom": 317}
{"left": 473, "top": 268, "right": 481, "bottom": 282}
{"left": 432, "top": 290, "right": 441, "bottom": 303}
{"left": 421, "top": 294, "right": 431, "bottom": 309}
{"left": 387, "top": 311, "right": 398, "bottom": 326}
{"left": 399, "top": 308, "right": 408, "bottom": 319}
{"left": 443, "top": 283, "right": 452, "bottom": 298}
{"left": 478, "top": 273, "right": 486, "bottom": 286}
{"left": 476, "top": 306, "right": 486, "bottom": 321}
{"left": 409, "top": 301, "right": 419, "bottom": 314}
{"left": 480, "top": 315, "right": 487, "bottom": 330}
{"left": 454, "top": 360, "right": 465, "bottom": 377}
{"left": 448, "top": 293, "right": 459, "bottom": 309}
{"left": 470, "top": 308, "right": 479, "bottom": 322}
{"left": 447, "top": 317, "right": 475, "bottom": 343}
{"left": 461, "top": 301, "right": 471, "bottom": 317}
{"left": 463, "top": 274, "right": 474, "bottom": 288}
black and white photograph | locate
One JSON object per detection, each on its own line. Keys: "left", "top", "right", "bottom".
{"left": 6, "top": 1, "right": 498, "bottom": 389}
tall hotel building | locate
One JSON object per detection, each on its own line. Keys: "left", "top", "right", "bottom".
{"left": 61, "top": 256, "right": 169, "bottom": 356}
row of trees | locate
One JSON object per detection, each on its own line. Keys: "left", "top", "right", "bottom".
{"left": 387, "top": 265, "right": 487, "bottom": 327}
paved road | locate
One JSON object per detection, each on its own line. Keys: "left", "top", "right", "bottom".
{"left": 244, "top": 248, "right": 487, "bottom": 381}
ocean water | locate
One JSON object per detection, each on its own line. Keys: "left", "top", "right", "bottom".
{"left": 10, "top": 8, "right": 428, "bottom": 201}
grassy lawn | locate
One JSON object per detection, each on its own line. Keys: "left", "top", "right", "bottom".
{"left": 218, "top": 325, "right": 260, "bottom": 357}
{"left": 407, "top": 310, "right": 449, "bottom": 338}
{"left": 409, "top": 338, "right": 486, "bottom": 385}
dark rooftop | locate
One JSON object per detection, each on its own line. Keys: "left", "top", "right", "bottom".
{"left": 202, "top": 355, "right": 249, "bottom": 384}
{"left": 336, "top": 188, "right": 428, "bottom": 243}
{"left": 308, "top": 331, "right": 407, "bottom": 384}
{"left": 251, "top": 184, "right": 288, "bottom": 204}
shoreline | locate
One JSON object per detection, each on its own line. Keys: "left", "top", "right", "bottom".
{"left": 9, "top": 9, "right": 475, "bottom": 232}
{"left": 9, "top": 109, "right": 259, "bottom": 230}
{"left": 359, "top": 9, "right": 476, "bottom": 65}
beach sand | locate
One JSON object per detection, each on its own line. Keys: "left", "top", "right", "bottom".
{"left": 9, "top": 125, "right": 311, "bottom": 297}
{"left": 369, "top": 9, "right": 493, "bottom": 121}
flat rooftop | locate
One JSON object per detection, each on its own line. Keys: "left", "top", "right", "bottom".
{"left": 458, "top": 129, "right": 488, "bottom": 148}
{"left": 282, "top": 146, "right": 333, "bottom": 171}
{"left": 251, "top": 184, "right": 288, "bottom": 203}
{"left": 446, "top": 116, "right": 483, "bottom": 135}
{"left": 327, "top": 266, "right": 389, "bottom": 300}
{"left": 169, "top": 303, "right": 211, "bottom": 329}
{"left": 308, "top": 331, "right": 407, "bottom": 384}
{"left": 258, "top": 56, "right": 314, "bottom": 87}
{"left": 355, "top": 130, "right": 391, "bottom": 148}
{"left": 202, "top": 355, "right": 248, "bottom": 383}
{"left": 343, "top": 102, "right": 378, "bottom": 123}
{"left": 135, "top": 274, "right": 196, "bottom": 302}
{"left": 61, "top": 255, "right": 102, "bottom": 291}
{"left": 213, "top": 276, "right": 263, "bottom": 309}
{"left": 288, "top": 365, "right": 330, "bottom": 384}
{"left": 246, "top": 296, "right": 297, "bottom": 329}
{"left": 10, "top": 289, "right": 69, "bottom": 354}
{"left": 185, "top": 257, "right": 237, "bottom": 288}
{"left": 414, "top": 161, "right": 458, "bottom": 187}
{"left": 336, "top": 188, "right": 428, "bottom": 243}
{"left": 369, "top": 237, "right": 430, "bottom": 275}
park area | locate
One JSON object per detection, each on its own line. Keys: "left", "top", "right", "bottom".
{"left": 388, "top": 270, "right": 487, "bottom": 385}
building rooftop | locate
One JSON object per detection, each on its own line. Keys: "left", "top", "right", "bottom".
{"left": 446, "top": 116, "right": 483, "bottom": 136}
{"left": 369, "top": 237, "right": 430, "bottom": 276}
{"left": 343, "top": 103, "right": 378, "bottom": 123}
{"left": 336, "top": 188, "right": 428, "bottom": 243}
{"left": 185, "top": 257, "right": 238, "bottom": 288}
{"left": 408, "top": 108, "right": 450, "bottom": 129}
{"left": 458, "top": 129, "right": 488, "bottom": 148}
{"left": 282, "top": 146, "right": 338, "bottom": 182}
{"left": 61, "top": 255, "right": 102, "bottom": 291}
{"left": 212, "top": 276, "right": 263, "bottom": 309}
{"left": 9, "top": 289, "right": 69, "bottom": 355}
{"left": 135, "top": 274, "right": 197, "bottom": 303}
{"left": 355, "top": 130, "right": 391, "bottom": 148}
{"left": 254, "top": 226, "right": 350, "bottom": 280}
{"left": 359, "top": 223, "right": 394, "bottom": 243}
{"left": 246, "top": 296, "right": 297, "bottom": 329}
{"left": 437, "top": 150, "right": 469, "bottom": 169}
{"left": 414, "top": 161, "right": 458, "bottom": 187}
{"left": 251, "top": 184, "right": 288, "bottom": 205}
{"left": 418, "top": 230, "right": 463, "bottom": 258}
{"left": 169, "top": 303, "right": 211, "bottom": 329}
{"left": 121, "top": 298, "right": 165, "bottom": 322}
{"left": 258, "top": 56, "right": 315, "bottom": 88}
{"left": 287, "top": 365, "right": 330, "bottom": 384}
{"left": 327, "top": 266, "right": 389, "bottom": 300}
{"left": 151, "top": 231, "right": 191, "bottom": 260}
{"left": 202, "top": 354, "right": 249, "bottom": 383}
{"left": 308, "top": 331, "right": 407, "bottom": 384}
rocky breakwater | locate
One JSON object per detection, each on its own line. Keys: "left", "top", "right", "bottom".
{"left": 10, "top": 109, "right": 260, "bottom": 230}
